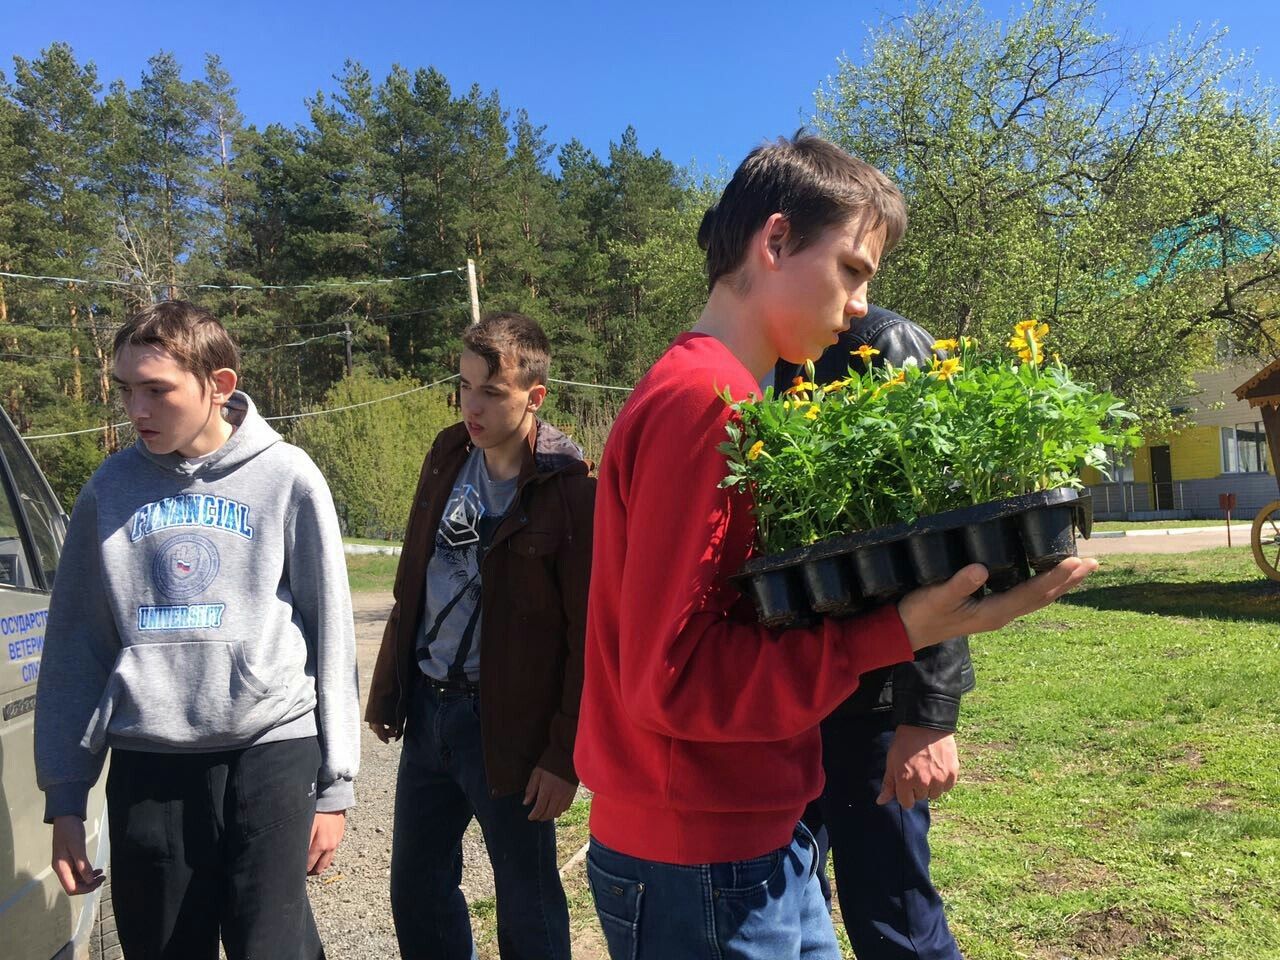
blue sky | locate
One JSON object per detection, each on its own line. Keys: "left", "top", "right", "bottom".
{"left": 3, "top": 0, "right": 1277, "bottom": 171}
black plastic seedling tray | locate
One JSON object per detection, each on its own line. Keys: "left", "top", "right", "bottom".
{"left": 733, "top": 488, "right": 1092, "bottom": 629}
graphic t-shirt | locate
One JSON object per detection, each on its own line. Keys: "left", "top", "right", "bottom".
{"left": 417, "top": 446, "right": 518, "bottom": 682}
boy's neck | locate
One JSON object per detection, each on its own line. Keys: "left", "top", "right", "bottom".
{"left": 179, "top": 411, "right": 234, "bottom": 459}
{"left": 692, "top": 286, "right": 778, "bottom": 382}
{"left": 481, "top": 414, "right": 535, "bottom": 482}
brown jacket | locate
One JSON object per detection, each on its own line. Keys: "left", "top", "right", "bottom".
{"left": 365, "top": 419, "right": 595, "bottom": 796}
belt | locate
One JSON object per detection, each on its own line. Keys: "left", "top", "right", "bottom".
{"left": 421, "top": 674, "right": 479, "bottom": 696}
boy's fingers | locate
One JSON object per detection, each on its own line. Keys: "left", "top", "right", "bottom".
{"left": 52, "top": 857, "right": 80, "bottom": 896}
{"left": 75, "top": 853, "right": 97, "bottom": 884}
{"left": 875, "top": 771, "right": 896, "bottom": 806}
{"left": 945, "top": 563, "right": 990, "bottom": 604}
{"left": 308, "top": 847, "right": 335, "bottom": 875}
{"left": 523, "top": 769, "right": 541, "bottom": 806}
{"left": 970, "top": 557, "right": 1095, "bottom": 631}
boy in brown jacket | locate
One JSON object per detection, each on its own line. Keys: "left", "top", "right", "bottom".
{"left": 366, "top": 312, "right": 594, "bottom": 960}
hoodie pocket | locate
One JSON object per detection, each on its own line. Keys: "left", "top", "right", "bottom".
{"left": 83, "top": 640, "right": 291, "bottom": 752}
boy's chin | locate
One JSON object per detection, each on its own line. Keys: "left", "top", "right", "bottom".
{"left": 139, "top": 434, "right": 177, "bottom": 455}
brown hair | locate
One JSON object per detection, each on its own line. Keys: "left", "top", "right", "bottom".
{"left": 462, "top": 311, "right": 551, "bottom": 388}
{"left": 697, "top": 132, "right": 907, "bottom": 291}
{"left": 113, "top": 301, "right": 240, "bottom": 384}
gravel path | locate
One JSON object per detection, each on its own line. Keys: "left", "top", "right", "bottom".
{"left": 306, "top": 591, "right": 497, "bottom": 958}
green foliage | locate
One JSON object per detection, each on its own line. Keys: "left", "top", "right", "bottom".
{"left": 0, "top": 46, "right": 693, "bottom": 518}
{"left": 720, "top": 326, "right": 1139, "bottom": 553}
{"left": 289, "top": 373, "right": 455, "bottom": 539}
{"left": 815, "top": 0, "right": 1280, "bottom": 431}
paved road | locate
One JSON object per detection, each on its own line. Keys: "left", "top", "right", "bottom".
{"left": 1078, "top": 528, "right": 1253, "bottom": 556}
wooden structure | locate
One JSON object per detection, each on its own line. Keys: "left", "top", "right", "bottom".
{"left": 1233, "top": 359, "right": 1280, "bottom": 580}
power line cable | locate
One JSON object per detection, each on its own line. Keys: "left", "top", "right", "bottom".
{"left": 242, "top": 331, "right": 351, "bottom": 354}
{"left": 0, "top": 267, "right": 466, "bottom": 291}
{"left": 22, "top": 420, "right": 132, "bottom": 440}
{"left": 2, "top": 301, "right": 470, "bottom": 333}
{"left": 19, "top": 374, "right": 635, "bottom": 440}
{"left": 548, "top": 377, "right": 633, "bottom": 393}
{"left": 262, "top": 374, "right": 459, "bottom": 422}
{"left": 20, "top": 374, "right": 461, "bottom": 440}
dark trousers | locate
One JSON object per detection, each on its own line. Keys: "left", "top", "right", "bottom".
{"left": 389, "top": 681, "right": 570, "bottom": 960}
{"left": 803, "top": 712, "right": 962, "bottom": 960}
{"left": 105, "top": 737, "right": 324, "bottom": 960}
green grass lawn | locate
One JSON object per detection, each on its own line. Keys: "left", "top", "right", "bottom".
{"left": 929, "top": 548, "right": 1280, "bottom": 959}
{"left": 346, "top": 552, "right": 400, "bottom": 592}
{"left": 342, "top": 535, "right": 405, "bottom": 547}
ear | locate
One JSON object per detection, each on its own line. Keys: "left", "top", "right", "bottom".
{"left": 209, "top": 368, "right": 238, "bottom": 406}
{"left": 757, "top": 212, "right": 791, "bottom": 270}
{"left": 527, "top": 383, "right": 548, "bottom": 412}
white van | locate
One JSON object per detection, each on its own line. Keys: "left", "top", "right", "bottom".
{"left": 0, "top": 409, "right": 114, "bottom": 960}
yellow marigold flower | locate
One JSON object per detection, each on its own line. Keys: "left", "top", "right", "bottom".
{"left": 932, "top": 357, "right": 963, "bottom": 380}
{"left": 823, "top": 378, "right": 849, "bottom": 393}
{"left": 1013, "top": 320, "right": 1050, "bottom": 341}
{"left": 786, "top": 380, "right": 816, "bottom": 396}
{"left": 747, "top": 440, "right": 765, "bottom": 461}
{"left": 932, "top": 338, "right": 959, "bottom": 353}
{"left": 804, "top": 404, "right": 821, "bottom": 421}
{"left": 873, "top": 370, "right": 907, "bottom": 397}
{"left": 851, "top": 344, "right": 881, "bottom": 363}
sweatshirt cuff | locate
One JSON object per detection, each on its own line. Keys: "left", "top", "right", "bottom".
{"left": 316, "top": 778, "right": 355, "bottom": 812}
{"left": 44, "top": 782, "right": 92, "bottom": 824}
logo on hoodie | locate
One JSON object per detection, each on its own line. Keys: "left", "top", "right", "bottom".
{"left": 152, "top": 535, "right": 220, "bottom": 600}
{"left": 130, "top": 494, "right": 255, "bottom": 543}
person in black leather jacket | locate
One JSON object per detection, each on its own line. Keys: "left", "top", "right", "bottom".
{"left": 774, "top": 304, "right": 973, "bottom": 960}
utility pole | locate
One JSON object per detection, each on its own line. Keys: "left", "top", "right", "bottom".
{"left": 467, "top": 259, "right": 481, "bottom": 326}
{"left": 342, "top": 321, "right": 354, "bottom": 377}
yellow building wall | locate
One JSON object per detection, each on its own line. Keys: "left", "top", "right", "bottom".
{"left": 1134, "top": 445, "right": 1152, "bottom": 484}
{"left": 1169, "top": 426, "right": 1222, "bottom": 480}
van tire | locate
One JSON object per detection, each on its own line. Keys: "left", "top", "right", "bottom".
{"left": 88, "top": 877, "right": 123, "bottom": 960}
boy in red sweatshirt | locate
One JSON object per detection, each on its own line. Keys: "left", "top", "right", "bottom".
{"left": 573, "top": 134, "right": 1097, "bottom": 960}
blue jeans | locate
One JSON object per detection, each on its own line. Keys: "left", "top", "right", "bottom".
{"left": 803, "top": 712, "right": 962, "bottom": 960}
{"left": 586, "top": 823, "right": 839, "bottom": 960}
{"left": 389, "top": 681, "right": 570, "bottom": 960}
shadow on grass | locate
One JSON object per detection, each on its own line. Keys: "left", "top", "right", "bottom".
{"left": 1060, "top": 577, "right": 1280, "bottom": 622}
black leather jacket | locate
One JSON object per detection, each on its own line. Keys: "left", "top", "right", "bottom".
{"left": 774, "top": 305, "right": 976, "bottom": 730}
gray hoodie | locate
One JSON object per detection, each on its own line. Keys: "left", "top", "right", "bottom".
{"left": 35, "top": 392, "right": 359, "bottom": 821}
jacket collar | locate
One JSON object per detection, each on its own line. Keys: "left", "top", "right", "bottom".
{"left": 435, "top": 417, "right": 588, "bottom": 487}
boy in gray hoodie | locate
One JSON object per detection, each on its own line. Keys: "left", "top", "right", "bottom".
{"left": 35, "top": 300, "right": 360, "bottom": 960}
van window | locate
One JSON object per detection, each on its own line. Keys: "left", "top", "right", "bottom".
{"left": 0, "top": 421, "right": 64, "bottom": 587}
{"left": 0, "top": 470, "right": 34, "bottom": 588}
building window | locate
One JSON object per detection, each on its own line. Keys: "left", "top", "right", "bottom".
{"left": 1221, "top": 423, "right": 1271, "bottom": 474}
{"left": 1104, "top": 449, "right": 1135, "bottom": 482}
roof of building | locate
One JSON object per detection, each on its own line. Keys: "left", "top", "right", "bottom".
{"left": 1235, "top": 358, "right": 1280, "bottom": 408}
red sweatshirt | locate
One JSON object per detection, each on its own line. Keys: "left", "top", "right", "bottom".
{"left": 575, "top": 332, "right": 915, "bottom": 865}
